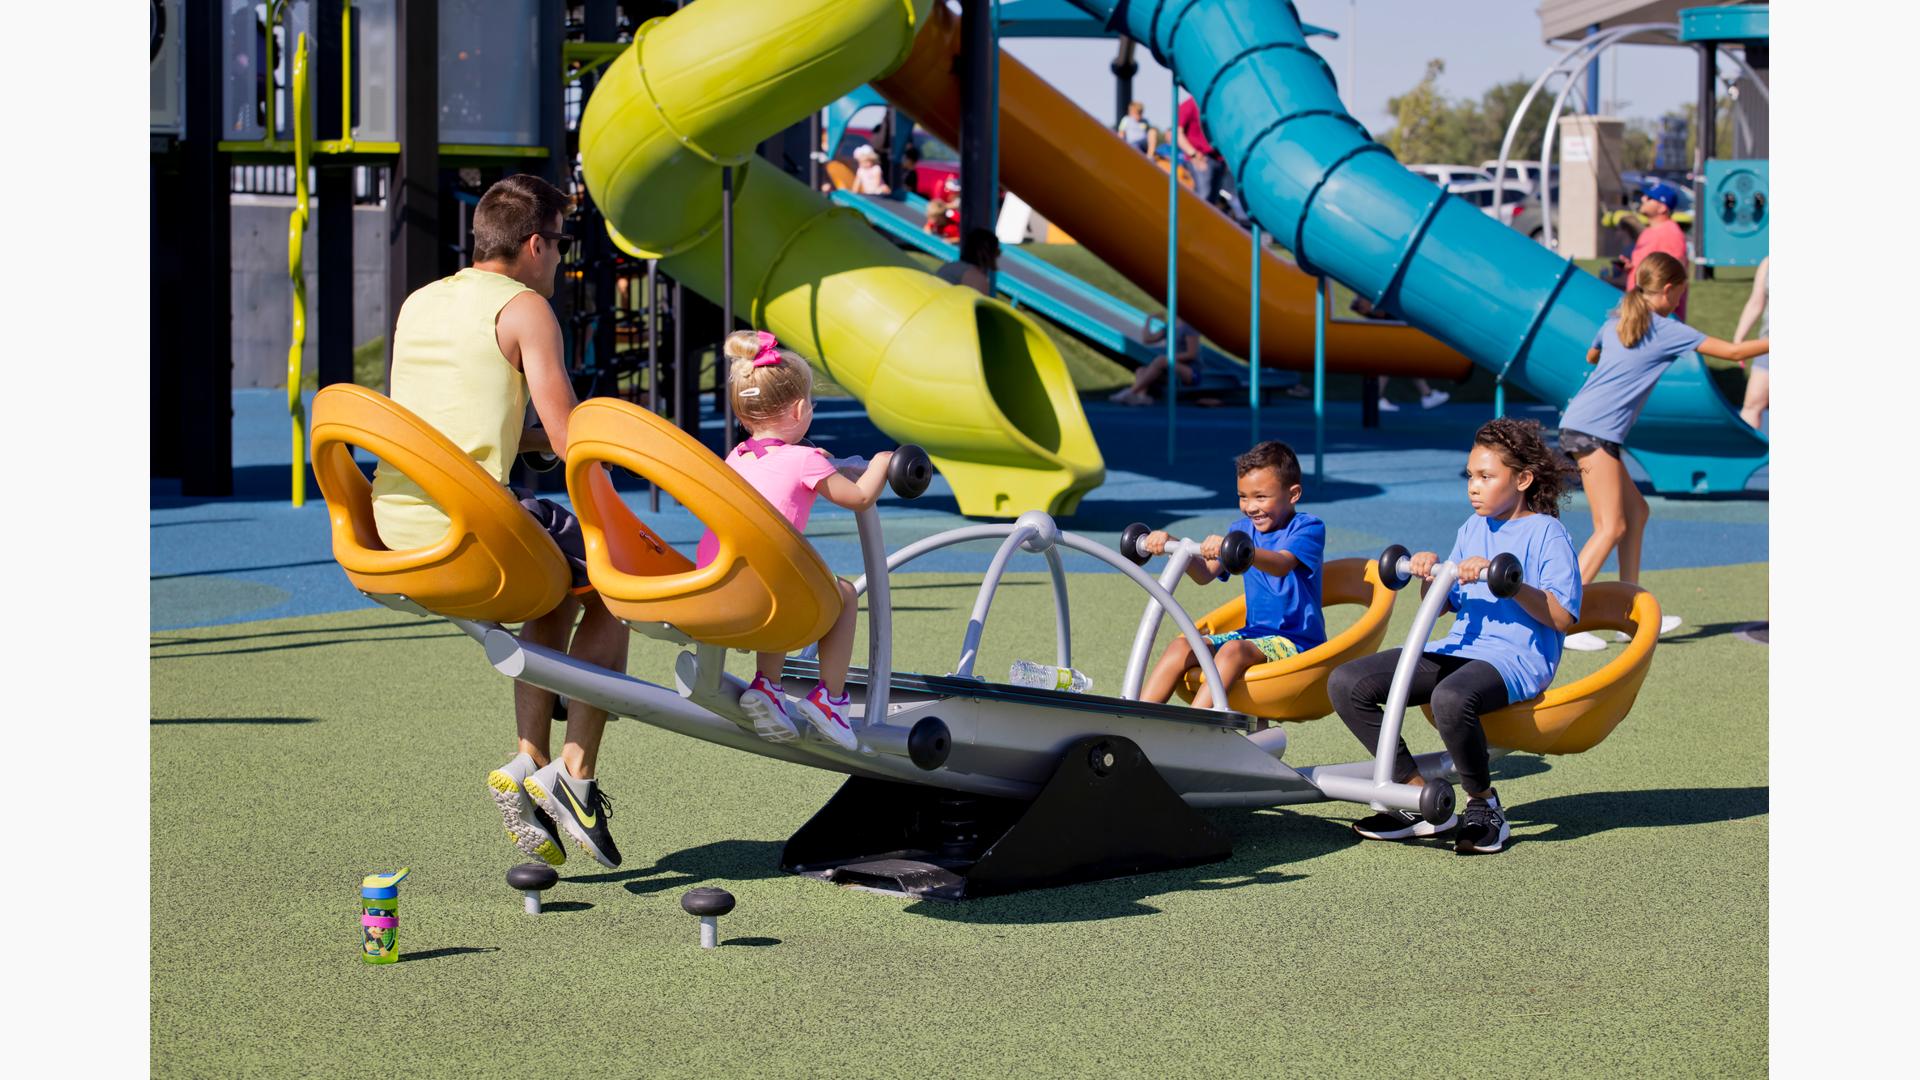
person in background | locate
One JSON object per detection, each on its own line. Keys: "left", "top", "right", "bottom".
{"left": 1733, "top": 255, "right": 1769, "bottom": 429}
{"left": 923, "top": 197, "right": 951, "bottom": 236}
{"left": 900, "top": 144, "right": 922, "bottom": 198}
{"left": 1557, "top": 252, "right": 1767, "bottom": 651}
{"left": 1606, "top": 179, "right": 1690, "bottom": 320}
{"left": 1177, "top": 95, "right": 1226, "bottom": 207}
{"left": 1350, "top": 297, "right": 1449, "bottom": 410}
{"left": 1117, "top": 101, "right": 1153, "bottom": 153}
{"left": 936, "top": 229, "right": 999, "bottom": 296}
{"left": 850, "top": 144, "right": 890, "bottom": 195}
{"left": 1112, "top": 311, "right": 1201, "bottom": 406}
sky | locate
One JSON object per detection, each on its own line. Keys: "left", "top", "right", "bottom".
{"left": 1001, "top": 0, "right": 1707, "bottom": 143}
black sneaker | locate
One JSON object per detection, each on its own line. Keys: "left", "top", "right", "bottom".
{"left": 524, "top": 760, "right": 622, "bottom": 868}
{"left": 1455, "top": 791, "right": 1511, "bottom": 854}
{"left": 1352, "top": 808, "right": 1458, "bottom": 841}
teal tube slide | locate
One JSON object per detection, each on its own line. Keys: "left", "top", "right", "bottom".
{"left": 1070, "top": 0, "right": 1765, "bottom": 492}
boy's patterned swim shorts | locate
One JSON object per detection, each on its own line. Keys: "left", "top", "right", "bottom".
{"left": 1203, "top": 630, "right": 1300, "bottom": 663}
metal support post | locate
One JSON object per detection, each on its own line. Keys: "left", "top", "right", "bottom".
{"left": 316, "top": 166, "right": 354, "bottom": 387}
{"left": 173, "top": 0, "right": 234, "bottom": 495}
{"left": 387, "top": 0, "right": 439, "bottom": 392}
{"left": 957, "top": 0, "right": 999, "bottom": 245}
{"left": 1249, "top": 223, "right": 1261, "bottom": 443}
{"left": 1166, "top": 69, "right": 1179, "bottom": 465}
{"left": 1693, "top": 41, "right": 1717, "bottom": 281}
{"left": 720, "top": 165, "right": 735, "bottom": 454}
{"left": 1313, "top": 276, "right": 1325, "bottom": 492}
{"left": 1111, "top": 36, "right": 1137, "bottom": 125}
{"left": 647, "top": 259, "right": 661, "bottom": 512}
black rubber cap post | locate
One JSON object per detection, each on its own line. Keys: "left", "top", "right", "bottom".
{"left": 680, "top": 887, "right": 735, "bottom": 918}
{"left": 1486, "top": 552, "right": 1524, "bottom": 598}
{"left": 507, "top": 863, "right": 559, "bottom": 892}
{"left": 1219, "top": 531, "right": 1256, "bottom": 575}
{"left": 1419, "top": 779, "right": 1456, "bottom": 826}
{"left": 1378, "top": 544, "right": 1412, "bottom": 590}
{"left": 888, "top": 444, "right": 933, "bottom": 499}
{"left": 1119, "top": 522, "right": 1152, "bottom": 566}
{"left": 907, "top": 715, "right": 952, "bottom": 771}
{"left": 521, "top": 451, "right": 560, "bottom": 473}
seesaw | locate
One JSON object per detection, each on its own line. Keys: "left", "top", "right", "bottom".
{"left": 311, "top": 385, "right": 1660, "bottom": 900}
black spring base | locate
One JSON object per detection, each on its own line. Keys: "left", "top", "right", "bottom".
{"left": 780, "top": 735, "right": 1231, "bottom": 901}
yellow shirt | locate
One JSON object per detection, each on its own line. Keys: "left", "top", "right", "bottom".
{"left": 371, "top": 268, "right": 535, "bottom": 550}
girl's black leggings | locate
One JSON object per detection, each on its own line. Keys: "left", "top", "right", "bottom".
{"left": 1327, "top": 648, "right": 1510, "bottom": 794}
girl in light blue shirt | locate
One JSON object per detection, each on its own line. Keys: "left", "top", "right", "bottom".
{"left": 1329, "top": 419, "right": 1580, "bottom": 855}
{"left": 1557, "top": 252, "right": 1769, "bottom": 651}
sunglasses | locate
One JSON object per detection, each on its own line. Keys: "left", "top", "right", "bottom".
{"left": 534, "top": 231, "right": 574, "bottom": 256}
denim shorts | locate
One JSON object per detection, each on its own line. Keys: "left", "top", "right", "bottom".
{"left": 1203, "top": 629, "right": 1301, "bottom": 663}
{"left": 1559, "top": 428, "right": 1621, "bottom": 462}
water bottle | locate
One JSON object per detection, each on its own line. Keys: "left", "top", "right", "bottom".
{"left": 360, "top": 867, "right": 410, "bottom": 964}
{"left": 1008, "top": 659, "right": 1093, "bottom": 693}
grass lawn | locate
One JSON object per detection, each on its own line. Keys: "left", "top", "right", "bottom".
{"left": 152, "top": 562, "right": 1767, "bottom": 1076}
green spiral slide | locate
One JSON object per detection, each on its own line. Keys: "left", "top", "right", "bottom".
{"left": 578, "top": 0, "right": 1104, "bottom": 518}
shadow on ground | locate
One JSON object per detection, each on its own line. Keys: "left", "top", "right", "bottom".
{"left": 1513, "top": 785, "right": 1768, "bottom": 844}
{"left": 152, "top": 716, "right": 320, "bottom": 726}
{"left": 900, "top": 807, "right": 1355, "bottom": 924}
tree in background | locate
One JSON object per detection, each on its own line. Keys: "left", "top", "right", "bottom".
{"left": 1385, "top": 61, "right": 1693, "bottom": 174}
{"left": 1384, "top": 59, "right": 1474, "bottom": 163}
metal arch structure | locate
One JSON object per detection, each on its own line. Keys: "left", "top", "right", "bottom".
{"left": 1493, "top": 21, "right": 1770, "bottom": 252}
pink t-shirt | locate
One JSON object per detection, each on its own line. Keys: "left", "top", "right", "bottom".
{"left": 695, "top": 438, "right": 839, "bottom": 567}
{"left": 1628, "top": 218, "right": 1689, "bottom": 318}
{"left": 1177, "top": 97, "right": 1215, "bottom": 158}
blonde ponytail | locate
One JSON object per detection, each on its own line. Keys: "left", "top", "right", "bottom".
{"left": 1617, "top": 251, "right": 1687, "bottom": 347}
{"left": 723, "top": 329, "right": 813, "bottom": 428}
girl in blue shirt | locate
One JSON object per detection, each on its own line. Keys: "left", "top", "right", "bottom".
{"left": 1557, "top": 251, "right": 1769, "bottom": 650}
{"left": 1328, "top": 419, "right": 1581, "bottom": 855}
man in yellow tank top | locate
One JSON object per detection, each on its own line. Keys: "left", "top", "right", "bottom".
{"left": 372, "top": 175, "right": 626, "bottom": 869}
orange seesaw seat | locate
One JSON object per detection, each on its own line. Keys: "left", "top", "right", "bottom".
{"left": 1423, "top": 582, "right": 1661, "bottom": 754}
{"left": 564, "top": 397, "right": 844, "bottom": 654}
{"left": 309, "top": 384, "right": 687, "bottom": 623}
{"left": 1173, "top": 558, "right": 1396, "bottom": 723}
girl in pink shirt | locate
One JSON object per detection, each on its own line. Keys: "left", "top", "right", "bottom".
{"left": 696, "top": 331, "right": 895, "bottom": 751}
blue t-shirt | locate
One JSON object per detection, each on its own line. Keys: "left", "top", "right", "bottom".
{"left": 1426, "top": 512, "right": 1581, "bottom": 703}
{"left": 1221, "top": 512, "right": 1327, "bottom": 650}
{"left": 1558, "top": 315, "right": 1707, "bottom": 443}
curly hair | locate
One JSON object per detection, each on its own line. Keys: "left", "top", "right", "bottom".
{"left": 1235, "top": 440, "right": 1302, "bottom": 490}
{"left": 1473, "top": 418, "right": 1566, "bottom": 516}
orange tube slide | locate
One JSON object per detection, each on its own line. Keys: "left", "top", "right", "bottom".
{"left": 874, "top": 4, "right": 1471, "bottom": 379}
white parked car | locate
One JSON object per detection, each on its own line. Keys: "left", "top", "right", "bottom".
{"left": 1480, "top": 160, "right": 1558, "bottom": 196}
{"left": 1405, "top": 163, "right": 1493, "bottom": 189}
{"left": 1446, "top": 179, "right": 1541, "bottom": 224}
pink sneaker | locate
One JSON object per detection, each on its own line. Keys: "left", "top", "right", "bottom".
{"left": 737, "top": 672, "right": 799, "bottom": 742}
{"left": 795, "top": 683, "right": 859, "bottom": 751}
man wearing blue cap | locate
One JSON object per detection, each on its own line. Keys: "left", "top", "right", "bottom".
{"left": 1609, "top": 180, "right": 1690, "bottom": 318}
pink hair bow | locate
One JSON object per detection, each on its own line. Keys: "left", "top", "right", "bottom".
{"left": 752, "top": 331, "right": 781, "bottom": 367}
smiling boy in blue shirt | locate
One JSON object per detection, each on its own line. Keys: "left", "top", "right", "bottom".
{"left": 1140, "top": 441, "right": 1327, "bottom": 710}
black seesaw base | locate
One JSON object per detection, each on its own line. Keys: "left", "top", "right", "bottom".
{"left": 780, "top": 735, "right": 1231, "bottom": 900}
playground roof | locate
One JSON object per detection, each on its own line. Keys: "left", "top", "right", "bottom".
{"left": 1537, "top": 0, "right": 1764, "bottom": 45}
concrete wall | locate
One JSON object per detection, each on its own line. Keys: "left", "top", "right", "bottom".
{"left": 230, "top": 195, "right": 389, "bottom": 388}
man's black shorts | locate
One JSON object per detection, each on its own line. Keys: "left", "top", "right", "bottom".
{"left": 520, "top": 497, "right": 590, "bottom": 592}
